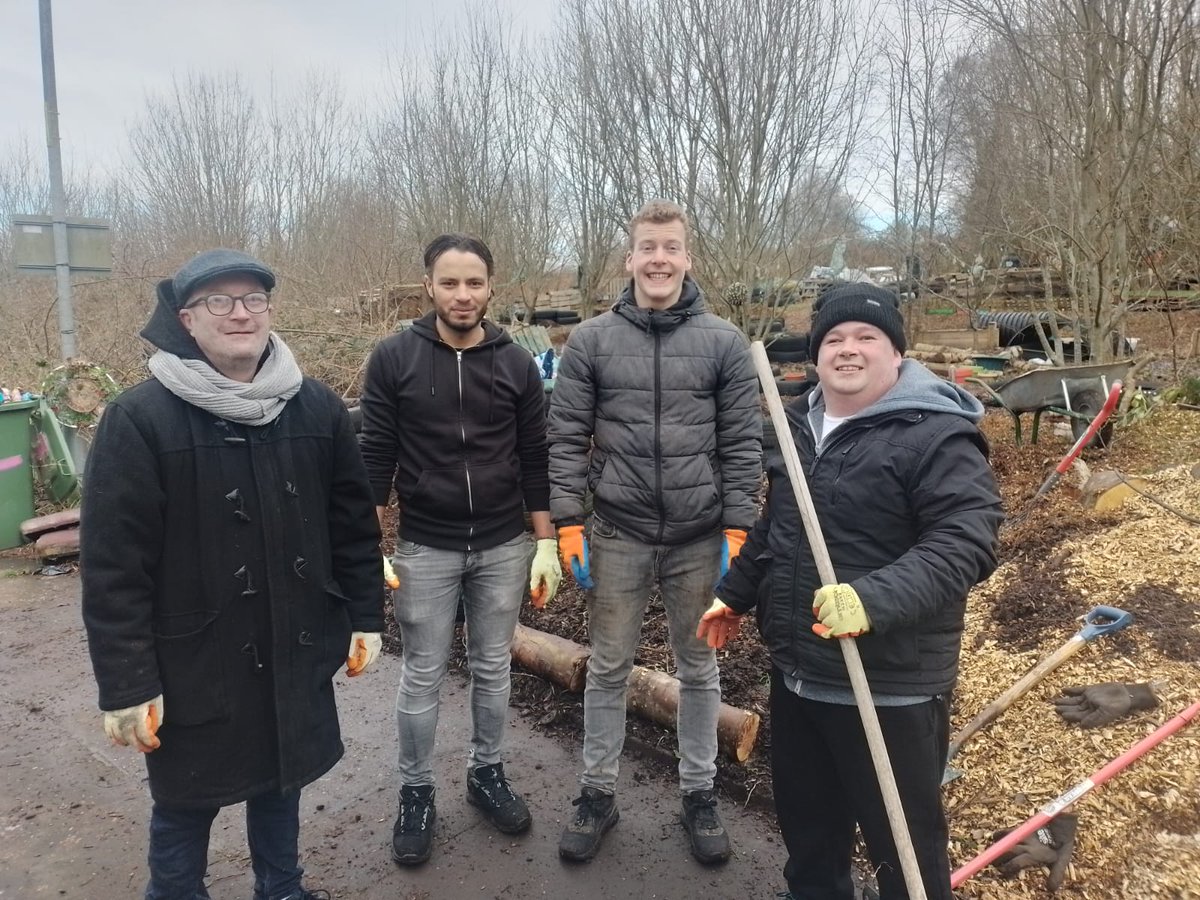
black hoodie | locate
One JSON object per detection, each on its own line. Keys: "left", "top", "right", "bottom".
{"left": 359, "top": 311, "right": 550, "bottom": 550}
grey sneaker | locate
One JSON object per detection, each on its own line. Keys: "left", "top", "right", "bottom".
{"left": 466, "top": 762, "right": 532, "bottom": 834}
{"left": 681, "top": 789, "right": 731, "bottom": 863}
{"left": 391, "top": 785, "right": 436, "bottom": 866}
{"left": 558, "top": 787, "right": 619, "bottom": 861}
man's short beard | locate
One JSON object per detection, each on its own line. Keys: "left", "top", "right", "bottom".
{"left": 436, "top": 308, "right": 485, "bottom": 333}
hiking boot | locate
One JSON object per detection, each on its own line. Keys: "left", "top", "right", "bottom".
{"left": 681, "top": 789, "right": 731, "bottom": 864}
{"left": 466, "top": 762, "right": 532, "bottom": 834}
{"left": 391, "top": 785, "right": 436, "bottom": 866}
{"left": 558, "top": 787, "right": 619, "bottom": 862}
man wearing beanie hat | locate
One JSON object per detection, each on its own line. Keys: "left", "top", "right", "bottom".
{"left": 81, "top": 249, "right": 384, "bottom": 900}
{"left": 700, "top": 281, "right": 1003, "bottom": 898}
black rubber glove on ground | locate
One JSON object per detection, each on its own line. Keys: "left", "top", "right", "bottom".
{"left": 992, "top": 813, "right": 1078, "bottom": 892}
{"left": 1053, "top": 682, "right": 1159, "bottom": 728}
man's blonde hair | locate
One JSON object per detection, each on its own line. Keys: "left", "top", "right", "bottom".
{"left": 628, "top": 199, "right": 689, "bottom": 249}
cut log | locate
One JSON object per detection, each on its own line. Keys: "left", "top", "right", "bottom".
{"left": 1081, "top": 470, "right": 1150, "bottom": 512}
{"left": 34, "top": 526, "right": 80, "bottom": 561}
{"left": 510, "top": 624, "right": 761, "bottom": 763}
{"left": 512, "top": 624, "right": 590, "bottom": 693}
{"left": 20, "top": 507, "right": 80, "bottom": 541}
{"left": 627, "top": 665, "right": 761, "bottom": 764}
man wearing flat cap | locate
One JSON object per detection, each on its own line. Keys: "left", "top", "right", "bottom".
{"left": 81, "top": 249, "right": 383, "bottom": 900}
{"left": 700, "top": 283, "right": 1003, "bottom": 899}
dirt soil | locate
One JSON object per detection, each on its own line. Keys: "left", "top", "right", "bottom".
{"left": 0, "top": 564, "right": 799, "bottom": 900}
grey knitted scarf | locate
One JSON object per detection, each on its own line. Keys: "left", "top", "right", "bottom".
{"left": 148, "top": 333, "right": 303, "bottom": 426}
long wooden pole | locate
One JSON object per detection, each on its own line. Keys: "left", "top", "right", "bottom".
{"left": 751, "top": 343, "right": 928, "bottom": 900}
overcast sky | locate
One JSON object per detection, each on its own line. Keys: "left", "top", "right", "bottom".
{"left": 0, "top": 0, "right": 558, "bottom": 173}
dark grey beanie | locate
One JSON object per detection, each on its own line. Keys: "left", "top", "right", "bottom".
{"left": 810, "top": 283, "right": 906, "bottom": 355}
{"left": 139, "top": 249, "right": 276, "bottom": 357}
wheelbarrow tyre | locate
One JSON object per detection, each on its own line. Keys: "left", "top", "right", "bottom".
{"left": 1069, "top": 388, "right": 1115, "bottom": 448}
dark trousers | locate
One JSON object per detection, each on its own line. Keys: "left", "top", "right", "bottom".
{"left": 769, "top": 668, "right": 953, "bottom": 900}
{"left": 145, "top": 789, "right": 303, "bottom": 900}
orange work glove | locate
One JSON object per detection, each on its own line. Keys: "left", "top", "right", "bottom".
{"left": 557, "top": 524, "right": 594, "bottom": 589}
{"left": 696, "top": 597, "right": 743, "bottom": 649}
{"left": 720, "top": 528, "right": 748, "bottom": 577}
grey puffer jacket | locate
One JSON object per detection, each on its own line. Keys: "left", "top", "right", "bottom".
{"left": 548, "top": 276, "right": 761, "bottom": 545}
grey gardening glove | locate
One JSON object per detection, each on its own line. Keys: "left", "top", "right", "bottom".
{"left": 991, "top": 813, "right": 1078, "bottom": 892}
{"left": 1052, "top": 682, "right": 1159, "bottom": 728}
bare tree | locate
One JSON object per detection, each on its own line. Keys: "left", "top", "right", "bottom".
{"left": 949, "top": 0, "right": 1199, "bottom": 361}
{"left": 126, "top": 72, "right": 261, "bottom": 254}
{"left": 880, "top": 0, "right": 975, "bottom": 282}
{"left": 551, "top": 0, "right": 871, "bottom": 337}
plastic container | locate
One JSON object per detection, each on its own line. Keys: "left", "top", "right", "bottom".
{"left": 0, "top": 399, "right": 38, "bottom": 550}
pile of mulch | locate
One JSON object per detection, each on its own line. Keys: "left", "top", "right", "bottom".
{"left": 946, "top": 405, "right": 1200, "bottom": 899}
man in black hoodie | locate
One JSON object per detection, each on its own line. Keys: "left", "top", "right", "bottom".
{"left": 359, "top": 234, "right": 561, "bottom": 867}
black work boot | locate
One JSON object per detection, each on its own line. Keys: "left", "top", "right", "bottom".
{"left": 391, "top": 785, "right": 437, "bottom": 866}
{"left": 466, "top": 762, "right": 532, "bottom": 834}
{"left": 558, "top": 787, "right": 619, "bottom": 862}
{"left": 681, "top": 788, "right": 732, "bottom": 864}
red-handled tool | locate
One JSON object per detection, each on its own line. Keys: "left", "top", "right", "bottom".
{"left": 952, "top": 697, "right": 1200, "bottom": 888}
{"left": 1032, "top": 380, "right": 1122, "bottom": 502}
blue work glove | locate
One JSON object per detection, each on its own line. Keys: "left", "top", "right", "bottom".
{"left": 557, "top": 524, "right": 594, "bottom": 589}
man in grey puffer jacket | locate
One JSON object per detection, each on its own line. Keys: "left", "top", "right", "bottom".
{"left": 548, "top": 199, "right": 761, "bottom": 865}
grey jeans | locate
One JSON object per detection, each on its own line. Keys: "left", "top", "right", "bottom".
{"left": 392, "top": 533, "right": 533, "bottom": 787}
{"left": 581, "top": 516, "right": 723, "bottom": 794}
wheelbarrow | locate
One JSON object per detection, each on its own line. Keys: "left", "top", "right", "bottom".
{"left": 968, "top": 361, "right": 1131, "bottom": 445}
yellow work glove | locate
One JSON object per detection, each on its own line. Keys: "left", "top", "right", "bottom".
{"left": 104, "top": 694, "right": 164, "bottom": 753}
{"left": 346, "top": 631, "right": 382, "bottom": 676}
{"left": 529, "top": 538, "right": 563, "bottom": 608}
{"left": 696, "top": 597, "right": 743, "bottom": 649}
{"left": 812, "top": 583, "right": 871, "bottom": 639}
{"left": 720, "top": 528, "right": 747, "bottom": 577}
{"left": 383, "top": 555, "right": 400, "bottom": 590}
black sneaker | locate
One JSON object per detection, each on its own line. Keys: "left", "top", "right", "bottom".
{"left": 391, "top": 785, "right": 437, "bottom": 866}
{"left": 466, "top": 762, "right": 532, "bottom": 834}
{"left": 558, "top": 787, "right": 619, "bottom": 862}
{"left": 681, "top": 789, "right": 731, "bottom": 864}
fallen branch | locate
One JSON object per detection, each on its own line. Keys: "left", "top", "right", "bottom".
{"left": 511, "top": 624, "right": 761, "bottom": 763}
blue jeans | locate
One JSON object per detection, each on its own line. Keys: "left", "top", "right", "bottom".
{"left": 582, "top": 517, "right": 722, "bottom": 794}
{"left": 392, "top": 532, "right": 533, "bottom": 786}
{"left": 145, "top": 789, "right": 302, "bottom": 900}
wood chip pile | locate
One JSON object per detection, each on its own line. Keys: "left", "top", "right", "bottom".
{"left": 947, "top": 407, "right": 1200, "bottom": 898}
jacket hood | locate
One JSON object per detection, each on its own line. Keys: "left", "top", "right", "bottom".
{"left": 408, "top": 310, "right": 512, "bottom": 349}
{"left": 140, "top": 278, "right": 207, "bottom": 358}
{"left": 612, "top": 274, "right": 705, "bottom": 332}
{"left": 807, "top": 358, "right": 985, "bottom": 424}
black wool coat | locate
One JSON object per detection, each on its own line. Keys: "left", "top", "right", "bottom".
{"left": 81, "top": 378, "right": 382, "bottom": 808}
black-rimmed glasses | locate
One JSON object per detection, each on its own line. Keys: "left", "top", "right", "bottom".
{"left": 184, "top": 292, "right": 271, "bottom": 316}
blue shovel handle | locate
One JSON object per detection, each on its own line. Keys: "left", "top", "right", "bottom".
{"left": 1079, "top": 605, "right": 1133, "bottom": 641}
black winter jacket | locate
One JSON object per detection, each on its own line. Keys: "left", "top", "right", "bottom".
{"left": 716, "top": 361, "right": 1003, "bottom": 696}
{"left": 548, "top": 277, "right": 761, "bottom": 545}
{"left": 359, "top": 312, "right": 550, "bottom": 551}
{"left": 81, "top": 378, "right": 382, "bottom": 808}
